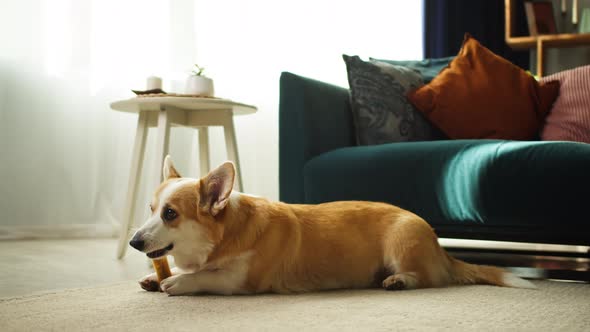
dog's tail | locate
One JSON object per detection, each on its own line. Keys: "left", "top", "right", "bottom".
{"left": 445, "top": 252, "right": 536, "bottom": 289}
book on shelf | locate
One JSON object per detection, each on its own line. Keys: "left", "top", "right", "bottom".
{"left": 524, "top": 1, "right": 557, "bottom": 36}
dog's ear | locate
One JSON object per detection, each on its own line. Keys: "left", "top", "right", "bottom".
{"left": 163, "top": 155, "right": 181, "bottom": 179}
{"left": 199, "top": 161, "right": 235, "bottom": 217}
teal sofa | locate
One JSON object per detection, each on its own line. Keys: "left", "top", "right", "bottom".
{"left": 279, "top": 72, "right": 590, "bottom": 246}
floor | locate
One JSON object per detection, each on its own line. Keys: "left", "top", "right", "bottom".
{"left": 3, "top": 276, "right": 590, "bottom": 331}
{"left": 1, "top": 238, "right": 588, "bottom": 298}
{"left": 0, "top": 238, "right": 152, "bottom": 298}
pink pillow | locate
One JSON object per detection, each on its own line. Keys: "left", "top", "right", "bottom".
{"left": 540, "top": 66, "right": 590, "bottom": 143}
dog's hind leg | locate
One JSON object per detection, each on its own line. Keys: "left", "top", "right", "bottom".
{"left": 382, "top": 272, "right": 419, "bottom": 291}
{"left": 381, "top": 216, "right": 453, "bottom": 291}
{"left": 380, "top": 257, "right": 436, "bottom": 291}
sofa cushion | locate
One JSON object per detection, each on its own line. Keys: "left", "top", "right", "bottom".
{"left": 304, "top": 140, "right": 590, "bottom": 231}
{"left": 540, "top": 65, "right": 590, "bottom": 143}
{"left": 407, "top": 34, "right": 560, "bottom": 140}
{"left": 370, "top": 56, "right": 455, "bottom": 83}
{"left": 343, "top": 55, "right": 443, "bottom": 145}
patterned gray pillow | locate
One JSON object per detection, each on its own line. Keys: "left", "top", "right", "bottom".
{"left": 343, "top": 55, "right": 442, "bottom": 145}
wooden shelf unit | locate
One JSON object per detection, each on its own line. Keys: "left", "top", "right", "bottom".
{"left": 506, "top": 33, "right": 590, "bottom": 49}
{"left": 505, "top": 0, "right": 590, "bottom": 76}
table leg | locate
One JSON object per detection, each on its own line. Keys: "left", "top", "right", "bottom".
{"left": 152, "top": 109, "right": 171, "bottom": 189}
{"left": 223, "top": 116, "right": 243, "bottom": 191}
{"left": 145, "top": 109, "right": 170, "bottom": 269}
{"left": 198, "top": 127, "right": 211, "bottom": 177}
{"left": 117, "top": 111, "right": 149, "bottom": 259}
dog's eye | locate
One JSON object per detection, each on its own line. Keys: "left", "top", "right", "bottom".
{"left": 163, "top": 208, "right": 177, "bottom": 222}
{"left": 149, "top": 205, "right": 154, "bottom": 212}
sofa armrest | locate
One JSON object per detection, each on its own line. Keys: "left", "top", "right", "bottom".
{"left": 279, "top": 72, "right": 355, "bottom": 203}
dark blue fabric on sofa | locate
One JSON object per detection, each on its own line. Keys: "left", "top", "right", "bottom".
{"left": 279, "top": 71, "right": 590, "bottom": 245}
{"left": 370, "top": 56, "right": 454, "bottom": 83}
{"left": 304, "top": 140, "right": 590, "bottom": 231}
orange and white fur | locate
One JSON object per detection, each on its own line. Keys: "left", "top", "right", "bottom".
{"left": 129, "top": 156, "right": 535, "bottom": 295}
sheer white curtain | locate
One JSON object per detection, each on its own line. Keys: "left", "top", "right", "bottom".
{"left": 0, "top": 0, "right": 197, "bottom": 238}
{"left": 0, "top": 0, "right": 422, "bottom": 239}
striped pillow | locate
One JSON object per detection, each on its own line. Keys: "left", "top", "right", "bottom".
{"left": 540, "top": 66, "right": 590, "bottom": 143}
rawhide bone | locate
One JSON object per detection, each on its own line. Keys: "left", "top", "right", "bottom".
{"left": 152, "top": 257, "right": 172, "bottom": 282}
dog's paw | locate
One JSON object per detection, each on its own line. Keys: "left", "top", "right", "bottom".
{"left": 139, "top": 273, "right": 160, "bottom": 292}
{"left": 382, "top": 276, "right": 406, "bottom": 291}
{"left": 382, "top": 273, "right": 418, "bottom": 291}
{"left": 160, "top": 274, "right": 195, "bottom": 296}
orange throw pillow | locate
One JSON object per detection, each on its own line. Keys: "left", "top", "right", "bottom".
{"left": 407, "top": 34, "right": 559, "bottom": 140}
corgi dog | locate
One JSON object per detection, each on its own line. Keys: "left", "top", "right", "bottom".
{"left": 129, "top": 156, "right": 535, "bottom": 295}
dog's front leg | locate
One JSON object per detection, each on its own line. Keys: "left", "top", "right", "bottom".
{"left": 139, "top": 267, "right": 181, "bottom": 292}
{"left": 160, "top": 269, "right": 246, "bottom": 296}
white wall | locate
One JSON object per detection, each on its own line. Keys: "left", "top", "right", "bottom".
{"left": 193, "top": 0, "right": 423, "bottom": 199}
{"left": 0, "top": 0, "right": 422, "bottom": 237}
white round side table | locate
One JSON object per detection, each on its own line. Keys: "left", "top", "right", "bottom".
{"left": 110, "top": 96, "right": 257, "bottom": 259}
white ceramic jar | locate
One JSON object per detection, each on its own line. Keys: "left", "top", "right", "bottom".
{"left": 185, "top": 76, "right": 214, "bottom": 97}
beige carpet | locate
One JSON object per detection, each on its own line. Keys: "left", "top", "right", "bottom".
{"left": 1, "top": 280, "right": 589, "bottom": 331}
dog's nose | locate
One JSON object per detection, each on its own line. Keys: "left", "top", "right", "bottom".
{"left": 129, "top": 238, "right": 145, "bottom": 251}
